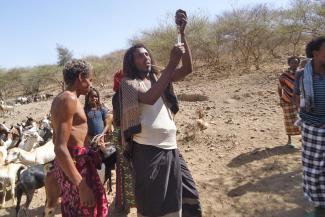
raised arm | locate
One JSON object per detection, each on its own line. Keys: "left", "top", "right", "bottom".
{"left": 138, "top": 45, "right": 184, "bottom": 105}
{"left": 172, "top": 9, "right": 193, "bottom": 82}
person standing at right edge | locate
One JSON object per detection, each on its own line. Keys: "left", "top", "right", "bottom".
{"left": 293, "top": 36, "right": 325, "bottom": 217}
{"left": 119, "top": 9, "right": 202, "bottom": 217}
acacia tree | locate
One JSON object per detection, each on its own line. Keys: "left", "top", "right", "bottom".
{"left": 56, "top": 44, "right": 73, "bottom": 66}
{"left": 215, "top": 4, "right": 277, "bottom": 70}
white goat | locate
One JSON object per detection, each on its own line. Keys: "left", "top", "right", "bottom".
{"left": 16, "top": 97, "right": 28, "bottom": 104}
{"left": 0, "top": 101, "right": 14, "bottom": 116}
{"left": 18, "top": 131, "right": 44, "bottom": 151}
{"left": 40, "top": 117, "right": 51, "bottom": 130}
{"left": 0, "top": 163, "right": 26, "bottom": 207}
{"left": 0, "top": 123, "right": 10, "bottom": 133}
{"left": 0, "top": 147, "right": 7, "bottom": 166}
{"left": 22, "top": 121, "right": 38, "bottom": 134}
{"left": 0, "top": 127, "right": 21, "bottom": 150}
{"left": 6, "top": 140, "right": 55, "bottom": 165}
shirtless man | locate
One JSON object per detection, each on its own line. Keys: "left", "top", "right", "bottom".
{"left": 51, "top": 59, "right": 108, "bottom": 217}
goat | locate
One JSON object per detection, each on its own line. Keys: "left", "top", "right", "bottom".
{"left": 45, "top": 93, "right": 54, "bottom": 99}
{"left": 90, "top": 134, "right": 117, "bottom": 192}
{"left": 39, "top": 94, "right": 46, "bottom": 101}
{"left": 0, "top": 128, "right": 21, "bottom": 165}
{"left": 0, "top": 123, "right": 10, "bottom": 134}
{"left": 41, "top": 153, "right": 116, "bottom": 217}
{"left": 15, "top": 134, "right": 115, "bottom": 216}
{"left": 42, "top": 138, "right": 116, "bottom": 216}
{"left": 39, "top": 117, "right": 51, "bottom": 130}
{"left": 0, "top": 147, "right": 7, "bottom": 166}
{"left": 101, "top": 146, "right": 116, "bottom": 192}
{"left": 38, "top": 118, "right": 53, "bottom": 145}
{"left": 15, "top": 163, "right": 57, "bottom": 217}
{"left": 0, "top": 127, "right": 21, "bottom": 150}
{"left": 0, "top": 163, "right": 26, "bottom": 207}
{"left": 38, "top": 127, "right": 52, "bottom": 145}
{"left": 16, "top": 97, "right": 28, "bottom": 104}
{"left": 43, "top": 168, "right": 60, "bottom": 217}
{"left": 6, "top": 140, "right": 55, "bottom": 166}
{"left": 0, "top": 103, "right": 14, "bottom": 116}
{"left": 21, "top": 117, "right": 38, "bottom": 133}
{"left": 17, "top": 131, "right": 44, "bottom": 151}
{"left": 0, "top": 123, "right": 10, "bottom": 144}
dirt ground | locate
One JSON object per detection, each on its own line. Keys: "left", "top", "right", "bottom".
{"left": 0, "top": 67, "right": 313, "bottom": 217}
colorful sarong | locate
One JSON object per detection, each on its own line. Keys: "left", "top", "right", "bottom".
{"left": 281, "top": 100, "right": 300, "bottom": 135}
{"left": 54, "top": 146, "right": 109, "bottom": 217}
{"left": 113, "top": 129, "right": 136, "bottom": 210}
{"left": 302, "top": 122, "right": 325, "bottom": 207}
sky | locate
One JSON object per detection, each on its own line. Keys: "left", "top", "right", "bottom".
{"left": 0, "top": 0, "right": 290, "bottom": 69}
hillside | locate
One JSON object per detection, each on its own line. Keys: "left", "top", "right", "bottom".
{"left": 0, "top": 66, "right": 310, "bottom": 217}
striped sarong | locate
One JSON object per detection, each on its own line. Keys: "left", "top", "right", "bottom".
{"left": 279, "top": 71, "right": 296, "bottom": 103}
{"left": 281, "top": 100, "right": 300, "bottom": 135}
{"left": 301, "top": 122, "right": 325, "bottom": 206}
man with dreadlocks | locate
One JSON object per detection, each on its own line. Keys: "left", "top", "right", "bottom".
{"left": 293, "top": 37, "right": 325, "bottom": 217}
{"left": 119, "top": 9, "right": 201, "bottom": 217}
{"left": 278, "top": 56, "right": 301, "bottom": 146}
{"left": 51, "top": 59, "right": 108, "bottom": 217}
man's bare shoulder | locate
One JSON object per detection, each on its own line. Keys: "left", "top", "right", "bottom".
{"left": 53, "top": 91, "right": 78, "bottom": 105}
{"left": 51, "top": 91, "right": 78, "bottom": 116}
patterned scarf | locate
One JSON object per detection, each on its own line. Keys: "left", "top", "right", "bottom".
{"left": 300, "top": 60, "right": 314, "bottom": 112}
{"left": 119, "top": 73, "right": 179, "bottom": 159}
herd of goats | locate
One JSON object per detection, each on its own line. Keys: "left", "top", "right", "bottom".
{"left": 0, "top": 93, "right": 54, "bottom": 117}
{"left": 0, "top": 115, "right": 117, "bottom": 217}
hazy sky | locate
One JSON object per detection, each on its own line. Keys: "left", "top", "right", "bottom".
{"left": 0, "top": 0, "right": 290, "bottom": 69}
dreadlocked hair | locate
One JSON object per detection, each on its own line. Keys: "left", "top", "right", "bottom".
{"left": 123, "top": 43, "right": 159, "bottom": 79}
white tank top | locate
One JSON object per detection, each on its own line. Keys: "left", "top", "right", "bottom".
{"left": 133, "top": 81, "right": 177, "bottom": 149}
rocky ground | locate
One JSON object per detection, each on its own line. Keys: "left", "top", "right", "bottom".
{"left": 0, "top": 67, "right": 312, "bottom": 217}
